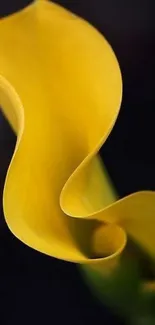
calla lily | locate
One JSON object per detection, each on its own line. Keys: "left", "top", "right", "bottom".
{"left": 1, "top": 0, "right": 155, "bottom": 318}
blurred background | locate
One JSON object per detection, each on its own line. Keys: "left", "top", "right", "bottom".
{"left": 0, "top": 1, "right": 155, "bottom": 324}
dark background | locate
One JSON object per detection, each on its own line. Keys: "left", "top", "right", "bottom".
{"left": 0, "top": 1, "right": 155, "bottom": 324}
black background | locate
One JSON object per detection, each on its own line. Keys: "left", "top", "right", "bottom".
{"left": 0, "top": 1, "right": 155, "bottom": 324}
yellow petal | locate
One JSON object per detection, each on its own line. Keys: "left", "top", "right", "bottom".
{"left": 0, "top": 0, "right": 125, "bottom": 269}
{"left": 89, "top": 191, "right": 155, "bottom": 259}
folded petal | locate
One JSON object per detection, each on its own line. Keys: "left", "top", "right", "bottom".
{"left": 0, "top": 0, "right": 122, "bottom": 265}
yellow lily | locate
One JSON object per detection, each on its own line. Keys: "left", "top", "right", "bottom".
{"left": 0, "top": 0, "right": 155, "bottom": 307}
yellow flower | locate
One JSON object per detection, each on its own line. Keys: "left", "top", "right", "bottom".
{"left": 0, "top": 1, "right": 155, "bottom": 286}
